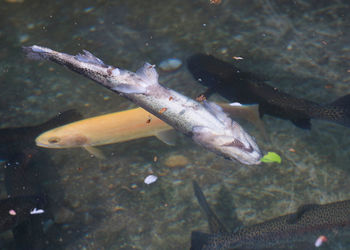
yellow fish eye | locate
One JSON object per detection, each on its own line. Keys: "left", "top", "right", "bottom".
{"left": 48, "top": 137, "right": 61, "bottom": 144}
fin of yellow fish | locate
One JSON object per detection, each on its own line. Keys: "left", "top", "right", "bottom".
{"left": 83, "top": 146, "right": 106, "bottom": 159}
{"left": 155, "top": 130, "right": 176, "bottom": 145}
{"left": 218, "top": 103, "right": 268, "bottom": 140}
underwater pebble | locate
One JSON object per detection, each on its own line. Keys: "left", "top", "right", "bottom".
{"left": 144, "top": 175, "right": 158, "bottom": 185}
{"left": 158, "top": 58, "right": 182, "bottom": 72}
{"left": 30, "top": 208, "right": 44, "bottom": 215}
{"left": 164, "top": 154, "right": 189, "bottom": 167}
{"left": 315, "top": 235, "right": 327, "bottom": 247}
{"left": 9, "top": 209, "right": 16, "bottom": 216}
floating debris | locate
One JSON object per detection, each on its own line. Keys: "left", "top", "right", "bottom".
{"left": 153, "top": 156, "right": 158, "bottom": 162}
{"left": 9, "top": 209, "right": 16, "bottom": 216}
{"left": 315, "top": 235, "right": 327, "bottom": 247}
{"left": 144, "top": 175, "right": 158, "bottom": 185}
{"left": 158, "top": 107, "right": 167, "bottom": 114}
{"left": 159, "top": 58, "right": 182, "bottom": 72}
{"left": 229, "top": 102, "right": 242, "bottom": 106}
{"left": 261, "top": 152, "right": 281, "bottom": 164}
{"left": 30, "top": 208, "right": 45, "bottom": 215}
{"left": 164, "top": 154, "right": 189, "bottom": 167}
{"left": 209, "top": 0, "right": 221, "bottom": 5}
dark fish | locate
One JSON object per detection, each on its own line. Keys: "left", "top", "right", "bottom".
{"left": 187, "top": 54, "right": 350, "bottom": 129}
{"left": 191, "top": 181, "right": 350, "bottom": 249}
{"left": 0, "top": 110, "right": 81, "bottom": 249}
{"left": 0, "top": 195, "right": 47, "bottom": 233}
{"left": 0, "top": 109, "right": 82, "bottom": 161}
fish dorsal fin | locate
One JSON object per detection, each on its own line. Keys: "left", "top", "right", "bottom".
{"left": 74, "top": 50, "right": 107, "bottom": 67}
{"left": 218, "top": 102, "right": 268, "bottom": 140}
{"left": 83, "top": 146, "right": 106, "bottom": 159}
{"left": 203, "top": 101, "right": 231, "bottom": 126}
{"left": 155, "top": 129, "right": 176, "bottom": 145}
{"left": 136, "top": 63, "right": 159, "bottom": 85}
{"left": 287, "top": 203, "right": 319, "bottom": 224}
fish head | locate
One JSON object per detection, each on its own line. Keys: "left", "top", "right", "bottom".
{"left": 35, "top": 129, "right": 88, "bottom": 148}
{"left": 192, "top": 122, "right": 262, "bottom": 165}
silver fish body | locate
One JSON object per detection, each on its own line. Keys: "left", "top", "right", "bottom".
{"left": 24, "top": 45, "right": 262, "bottom": 165}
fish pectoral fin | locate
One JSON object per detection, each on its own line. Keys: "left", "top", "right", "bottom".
{"left": 218, "top": 102, "right": 268, "bottom": 140}
{"left": 83, "top": 146, "right": 106, "bottom": 159}
{"left": 136, "top": 63, "right": 159, "bottom": 85}
{"left": 155, "top": 129, "right": 176, "bottom": 146}
{"left": 203, "top": 101, "right": 231, "bottom": 126}
{"left": 291, "top": 118, "right": 311, "bottom": 129}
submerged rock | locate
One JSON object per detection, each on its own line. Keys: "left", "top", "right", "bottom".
{"left": 158, "top": 58, "right": 182, "bottom": 72}
{"left": 164, "top": 154, "right": 189, "bottom": 167}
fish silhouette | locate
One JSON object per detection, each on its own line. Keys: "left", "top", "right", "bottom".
{"left": 191, "top": 181, "right": 350, "bottom": 249}
{"left": 0, "top": 109, "right": 82, "bottom": 161}
{"left": 187, "top": 54, "right": 350, "bottom": 129}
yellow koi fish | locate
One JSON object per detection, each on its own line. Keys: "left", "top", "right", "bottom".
{"left": 35, "top": 107, "right": 174, "bottom": 158}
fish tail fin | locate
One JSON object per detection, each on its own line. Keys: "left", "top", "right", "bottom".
{"left": 37, "top": 109, "right": 83, "bottom": 132}
{"left": 190, "top": 231, "right": 211, "bottom": 250}
{"left": 321, "top": 94, "right": 350, "bottom": 127}
{"left": 291, "top": 118, "right": 311, "bottom": 129}
{"left": 193, "top": 181, "right": 228, "bottom": 233}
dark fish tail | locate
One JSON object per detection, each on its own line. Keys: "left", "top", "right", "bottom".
{"left": 190, "top": 231, "right": 211, "bottom": 250}
{"left": 192, "top": 181, "right": 228, "bottom": 234}
{"left": 319, "top": 94, "right": 350, "bottom": 127}
{"left": 36, "top": 109, "right": 83, "bottom": 132}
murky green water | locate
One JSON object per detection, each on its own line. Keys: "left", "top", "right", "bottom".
{"left": 1, "top": 0, "right": 350, "bottom": 249}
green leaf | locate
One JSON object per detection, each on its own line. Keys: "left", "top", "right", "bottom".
{"left": 261, "top": 152, "right": 281, "bottom": 163}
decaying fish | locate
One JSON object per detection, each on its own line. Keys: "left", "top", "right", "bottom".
{"left": 24, "top": 45, "right": 262, "bottom": 165}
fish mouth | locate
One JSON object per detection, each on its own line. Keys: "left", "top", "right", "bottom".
{"left": 221, "top": 140, "right": 262, "bottom": 165}
{"left": 35, "top": 138, "right": 58, "bottom": 148}
{"left": 35, "top": 141, "right": 52, "bottom": 148}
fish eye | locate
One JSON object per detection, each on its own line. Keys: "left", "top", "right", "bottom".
{"left": 48, "top": 137, "right": 60, "bottom": 144}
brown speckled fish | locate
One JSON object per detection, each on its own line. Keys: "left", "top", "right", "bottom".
{"left": 191, "top": 181, "right": 350, "bottom": 249}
